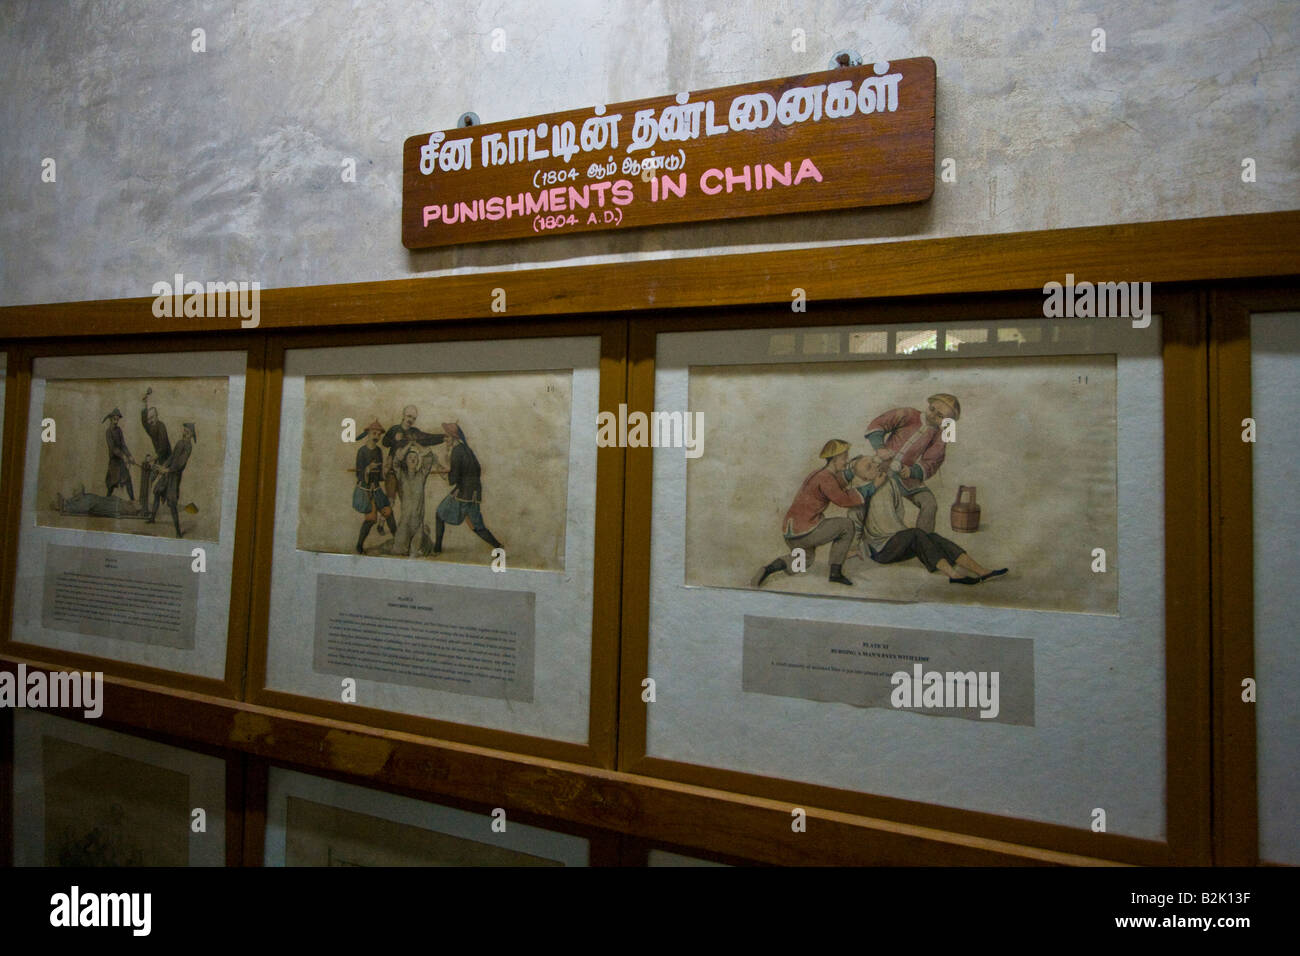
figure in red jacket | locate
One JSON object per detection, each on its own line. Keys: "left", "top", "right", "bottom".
{"left": 862, "top": 393, "right": 960, "bottom": 533}
{"left": 753, "top": 439, "right": 865, "bottom": 588}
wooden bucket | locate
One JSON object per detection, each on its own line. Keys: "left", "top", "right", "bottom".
{"left": 950, "top": 485, "right": 980, "bottom": 532}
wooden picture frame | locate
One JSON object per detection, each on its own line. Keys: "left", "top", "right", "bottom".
{"left": 0, "top": 335, "right": 267, "bottom": 699}
{"left": 1209, "top": 282, "right": 1300, "bottom": 866}
{"left": 0, "top": 348, "right": 13, "bottom": 656}
{"left": 7, "top": 707, "right": 242, "bottom": 866}
{"left": 245, "top": 757, "right": 618, "bottom": 866}
{"left": 618, "top": 289, "right": 1212, "bottom": 865}
{"left": 245, "top": 317, "right": 625, "bottom": 768}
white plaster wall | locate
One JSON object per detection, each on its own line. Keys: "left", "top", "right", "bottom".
{"left": 0, "top": 0, "right": 1295, "bottom": 307}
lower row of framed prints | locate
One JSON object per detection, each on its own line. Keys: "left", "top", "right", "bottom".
{"left": 618, "top": 294, "right": 1211, "bottom": 865}
{"left": 4, "top": 710, "right": 734, "bottom": 866}
{"left": 6, "top": 710, "right": 232, "bottom": 866}
{"left": 1, "top": 320, "right": 625, "bottom": 767}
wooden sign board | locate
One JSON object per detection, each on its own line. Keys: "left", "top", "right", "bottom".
{"left": 402, "top": 58, "right": 935, "bottom": 249}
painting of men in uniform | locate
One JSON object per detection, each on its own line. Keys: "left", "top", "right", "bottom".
{"left": 148, "top": 421, "right": 197, "bottom": 538}
{"left": 434, "top": 422, "right": 503, "bottom": 556}
{"left": 754, "top": 438, "right": 1009, "bottom": 590}
{"left": 102, "top": 408, "right": 136, "bottom": 500}
{"left": 752, "top": 439, "right": 865, "bottom": 588}
{"left": 685, "top": 355, "right": 1119, "bottom": 614}
{"left": 862, "top": 393, "right": 961, "bottom": 533}
{"left": 35, "top": 378, "right": 228, "bottom": 541}
{"left": 352, "top": 420, "right": 397, "bottom": 553}
{"left": 296, "top": 371, "right": 572, "bottom": 571}
{"left": 139, "top": 386, "right": 171, "bottom": 519}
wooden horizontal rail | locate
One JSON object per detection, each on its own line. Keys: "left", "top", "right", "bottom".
{"left": 0, "top": 211, "right": 1296, "bottom": 340}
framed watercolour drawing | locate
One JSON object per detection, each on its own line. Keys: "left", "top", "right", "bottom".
{"left": 1209, "top": 286, "right": 1300, "bottom": 866}
{"left": 2, "top": 340, "right": 263, "bottom": 696}
{"left": 620, "top": 293, "right": 1210, "bottom": 864}
{"left": 261, "top": 766, "right": 589, "bottom": 867}
{"left": 249, "top": 320, "right": 623, "bottom": 766}
{"left": 10, "top": 709, "right": 229, "bottom": 866}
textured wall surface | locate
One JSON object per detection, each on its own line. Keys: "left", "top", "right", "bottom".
{"left": 0, "top": 0, "right": 1295, "bottom": 307}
